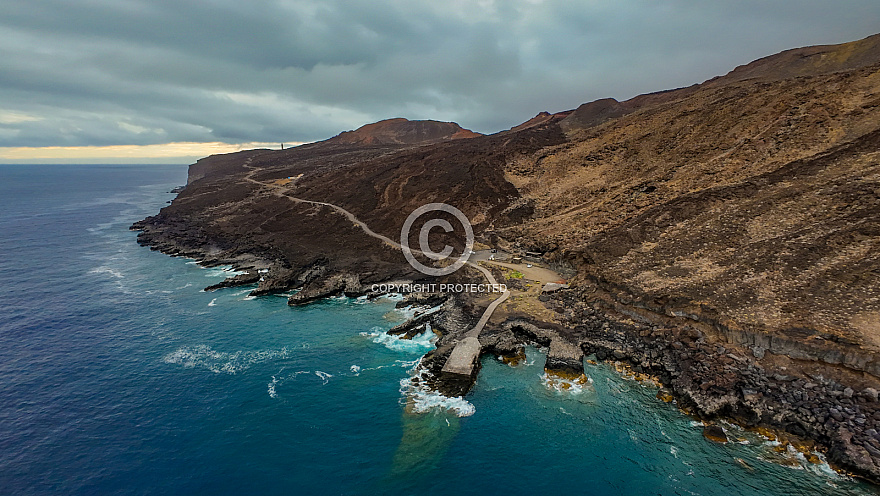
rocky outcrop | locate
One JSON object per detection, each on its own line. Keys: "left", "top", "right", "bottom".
{"left": 248, "top": 268, "right": 300, "bottom": 296}
{"left": 204, "top": 271, "right": 260, "bottom": 292}
{"left": 288, "top": 273, "right": 362, "bottom": 306}
{"left": 702, "top": 425, "right": 729, "bottom": 443}
{"left": 388, "top": 310, "right": 439, "bottom": 339}
{"left": 545, "top": 339, "right": 584, "bottom": 377}
{"left": 482, "top": 320, "right": 585, "bottom": 377}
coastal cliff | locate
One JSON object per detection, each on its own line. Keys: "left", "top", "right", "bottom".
{"left": 133, "top": 34, "right": 880, "bottom": 482}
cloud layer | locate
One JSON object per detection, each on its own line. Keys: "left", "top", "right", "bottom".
{"left": 1, "top": 0, "right": 879, "bottom": 149}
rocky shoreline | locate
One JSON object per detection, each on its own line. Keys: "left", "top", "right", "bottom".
{"left": 414, "top": 286, "right": 880, "bottom": 483}
{"left": 130, "top": 217, "right": 880, "bottom": 484}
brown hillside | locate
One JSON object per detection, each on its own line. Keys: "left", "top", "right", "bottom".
{"left": 503, "top": 61, "right": 880, "bottom": 344}
{"left": 709, "top": 33, "right": 880, "bottom": 85}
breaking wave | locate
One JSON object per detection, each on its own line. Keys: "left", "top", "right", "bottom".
{"left": 399, "top": 360, "right": 475, "bottom": 417}
{"left": 361, "top": 325, "right": 437, "bottom": 353}
{"left": 202, "top": 266, "right": 246, "bottom": 278}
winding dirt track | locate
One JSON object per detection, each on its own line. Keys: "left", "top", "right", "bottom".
{"left": 464, "top": 263, "right": 510, "bottom": 337}
{"left": 242, "top": 158, "right": 510, "bottom": 335}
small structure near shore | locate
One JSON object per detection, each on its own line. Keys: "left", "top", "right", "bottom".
{"left": 541, "top": 282, "right": 569, "bottom": 293}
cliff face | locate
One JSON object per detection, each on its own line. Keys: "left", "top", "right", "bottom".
{"left": 134, "top": 34, "right": 880, "bottom": 481}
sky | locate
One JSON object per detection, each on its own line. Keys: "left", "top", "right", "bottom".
{"left": 1, "top": 0, "right": 879, "bottom": 163}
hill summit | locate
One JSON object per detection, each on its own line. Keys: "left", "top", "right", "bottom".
{"left": 326, "top": 118, "right": 481, "bottom": 146}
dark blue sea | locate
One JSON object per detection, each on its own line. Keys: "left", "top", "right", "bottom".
{"left": 0, "top": 164, "right": 875, "bottom": 495}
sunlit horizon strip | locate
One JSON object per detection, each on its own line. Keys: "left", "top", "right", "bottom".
{"left": 0, "top": 141, "right": 307, "bottom": 163}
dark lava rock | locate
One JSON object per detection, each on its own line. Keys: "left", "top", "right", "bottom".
{"left": 702, "top": 425, "right": 729, "bottom": 443}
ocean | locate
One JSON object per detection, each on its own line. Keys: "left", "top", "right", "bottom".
{"left": 0, "top": 163, "right": 875, "bottom": 495}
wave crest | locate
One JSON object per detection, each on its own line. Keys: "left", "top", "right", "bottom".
{"left": 361, "top": 325, "right": 437, "bottom": 353}
{"left": 399, "top": 360, "right": 475, "bottom": 417}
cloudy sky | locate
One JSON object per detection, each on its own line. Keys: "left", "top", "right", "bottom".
{"left": 1, "top": 0, "right": 878, "bottom": 162}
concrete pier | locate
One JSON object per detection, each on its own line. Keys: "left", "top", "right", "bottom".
{"left": 441, "top": 336, "right": 482, "bottom": 377}
{"left": 438, "top": 336, "right": 483, "bottom": 396}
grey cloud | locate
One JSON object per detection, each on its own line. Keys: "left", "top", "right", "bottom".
{"left": 0, "top": 0, "right": 879, "bottom": 148}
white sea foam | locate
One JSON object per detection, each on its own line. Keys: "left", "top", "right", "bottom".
{"left": 87, "top": 221, "right": 115, "bottom": 233}
{"left": 315, "top": 371, "right": 333, "bottom": 384}
{"left": 348, "top": 360, "right": 414, "bottom": 375}
{"left": 268, "top": 376, "right": 279, "bottom": 398}
{"left": 265, "top": 369, "right": 313, "bottom": 398}
{"left": 785, "top": 445, "right": 847, "bottom": 479}
{"left": 392, "top": 305, "right": 419, "bottom": 320}
{"left": 361, "top": 325, "right": 437, "bottom": 352}
{"left": 163, "top": 345, "right": 289, "bottom": 374}
{"left": 208, "top": 298, "right": 217, "bottom": 307}
{"left": 90, "top": 266, "right": 124, "bottom": 279}
{"left": 807, "top": 452, "right": 845, "bottom": 479}
{"left": 202, "top": 266, "right": 246, "bottom": 278}
{"left": 398, "top": 360, "right": 475, "bottom": 417}
{"left": 541, "top": 371, "right": 592, "bottom": 394}
{"left": 391, "top": 304, "right": 441, "bottom": 322}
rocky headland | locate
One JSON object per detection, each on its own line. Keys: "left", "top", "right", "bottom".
{"left": 133, "top": 34, "right": 880, "bottom": 482}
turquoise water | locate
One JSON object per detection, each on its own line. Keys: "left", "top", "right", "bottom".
{"left": 0, "top": 164, "right": 876, "bottom": 495}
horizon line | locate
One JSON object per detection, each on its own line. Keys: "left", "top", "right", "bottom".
{"left": 0, "top": 141, "right": 309, "bottom": 163}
